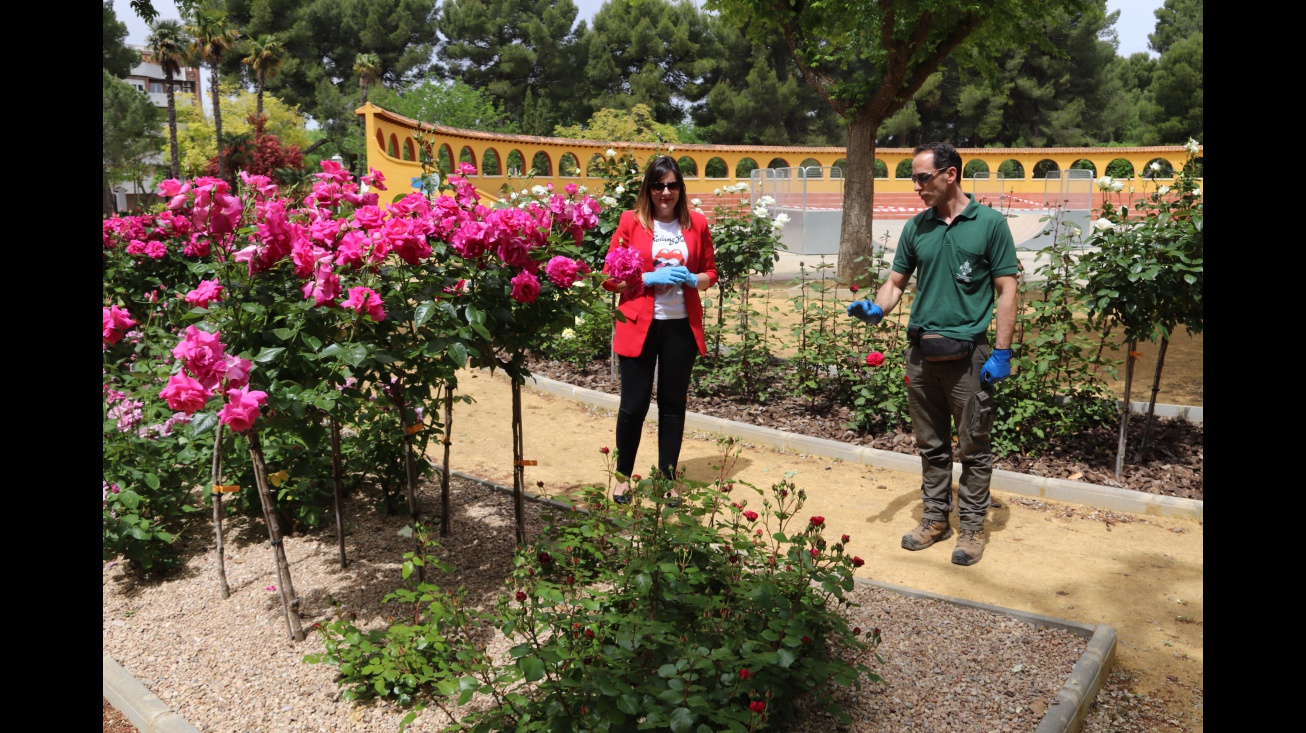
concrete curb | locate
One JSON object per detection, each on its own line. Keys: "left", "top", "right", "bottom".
{"left": 524, "top": 375, "right": 1203, "bottom": 522}
{"left": 450, "top": 469, "right": 1117, "bottom": 733}
{"left": 103, "top": 653, "right": 201, "bottom": 733}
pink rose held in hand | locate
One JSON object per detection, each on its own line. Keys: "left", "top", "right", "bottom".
{"left": 865, "top": 351, "right": 885, "bottom": 367}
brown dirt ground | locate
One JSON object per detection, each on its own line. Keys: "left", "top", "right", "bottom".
{"left": 440, "top": 367, "right": 1203, "bottom": 731}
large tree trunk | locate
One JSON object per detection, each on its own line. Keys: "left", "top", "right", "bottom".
{"left": 165, "top": 73, "right": 180, "bottom": 180}
{"left": 255, "top": 73, "right": 265, "bottom": 121}
{"left": 836, "top": 109, "right": 880, "bottom": 286}
{"left": 211, "top": 64, "right": 225, "bottom": 182}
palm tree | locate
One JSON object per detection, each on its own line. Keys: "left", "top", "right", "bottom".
{"left": 241, "top": 33, "right": 284, "bottom": 122}
{"left": 353, "top": 53, "right": 381, "bottom": 106}
{"left": 187, "top": 7, "right": 240, "bottom": 181}
{"left": 146, "top": 19, "right": 191, "bottom": 181}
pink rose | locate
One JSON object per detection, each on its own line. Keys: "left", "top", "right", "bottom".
{"left": 510, "top": 269, "right": 541, "bottom": 304}
{"left": 341, "top": 286, "right": 386, "bottom": 321}
{"left": 159, "top": 373, "right": 211, "bottom": 414}
{"left": 185, "top": 279, "right": 225, "bottom": 309}
{"left": 102, "top": 305, "right": 136, "bottom": 346}
{"left": 604, "top": 246, "right": 645, "bottom": 294}
{"left": 545, "top": 256, "right": 589, "bottom": 289}
{"left": 865, "top": 351, "right": 885, "bottom": 367}
{"left": 218, "top": 385, "right": 268, "bottom": 432}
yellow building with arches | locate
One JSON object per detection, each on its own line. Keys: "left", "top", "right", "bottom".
{"left": 359, "top": 103, "right": 1202, "bottom": 202}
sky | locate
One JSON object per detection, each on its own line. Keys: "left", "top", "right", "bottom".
{"left": 112, "top": 0, "right": 1165, "bottom": 113}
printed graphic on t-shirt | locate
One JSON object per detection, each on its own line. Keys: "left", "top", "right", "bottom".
{"left": 652, "top": 222, "right": 689, "bottom": 319}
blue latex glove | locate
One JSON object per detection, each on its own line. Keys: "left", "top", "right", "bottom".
{"left": 666, "top": 266, "right": 697, "bottom": 287}
{"left": 981, "top": 348, "right": 1013, "bottom": 385}
{"left": 643, "top": 267, "right": 686, "bottom": 287}
{"left": 846, "top": 300, "right": 884, "bottom": 324}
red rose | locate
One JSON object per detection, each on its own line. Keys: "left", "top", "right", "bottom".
{"left": 853, "top": 556, "right": 865, "bottom": 567}
{"left": 749, "top": 701, "right": 766, "bottom": 713}
{"left": 842, "top": 534, "right": 851, "bottom": 544}
{"left": 538, "top": 552, "right": 553, "bottom": 564}
{"left": 810, "top": 516, "right": 824, "bottom": 527}
{"left": 740, "top": 668, "right": 750, "bottom": 680}
{"left": 849, "top": 284, "right": 859, "bottom": 293}
{"left": 853, "top": 626, "right": 861, "bottom": 635}
{"left": 810, "top": 547, "right": 819, "bottom": 558}
{"left": 744, "top": 510, "right": 759, "bottom": 521}
{"left": 585, "top": 628, "right": 595, "bottom": 639}
{"left": 600, "top": 447, "right": 610, "bottom": 454}
{"left": 866, "top": 351, "right": 885, "bottom": 367}
{"left": 516, "top": 591, "right": 527, "bottom": 602}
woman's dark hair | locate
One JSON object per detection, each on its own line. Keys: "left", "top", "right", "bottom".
{"left": 913, "top": 142, "right": 963, "bottom": 180}
{"left": 634, "top": 155, "right": 690, "bottom": 230}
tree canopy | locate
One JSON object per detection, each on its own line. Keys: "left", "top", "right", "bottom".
{"left": 104, "top": 1, "right": 141, "bottom": 78}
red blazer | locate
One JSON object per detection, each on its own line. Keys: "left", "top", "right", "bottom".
{"left": 607, "top": 209, "right": 718, "bottom": 358}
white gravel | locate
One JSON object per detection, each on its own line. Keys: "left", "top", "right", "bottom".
{"left": 104, "top": 475, "right": 1099, "bottom": 733}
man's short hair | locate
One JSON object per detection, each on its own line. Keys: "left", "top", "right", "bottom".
{"left": 914, "top": 142, "right": 963, "bottom": 177}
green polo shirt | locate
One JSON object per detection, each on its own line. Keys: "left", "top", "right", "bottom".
{"left": 891, "top": 194, "right": 1019, "bottom": 341}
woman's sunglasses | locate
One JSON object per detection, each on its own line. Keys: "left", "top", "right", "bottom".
{"left": 650, "top": 181, "right": 683, "bottom": 192}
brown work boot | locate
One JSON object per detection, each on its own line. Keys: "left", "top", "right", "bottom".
{"left": 901, "top": 517, "right": 952, "bottom": 550}
{"left": 951, "top": 529, "right": 986, "bottom": 566}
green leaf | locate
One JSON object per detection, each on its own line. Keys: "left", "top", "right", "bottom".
{"left": 414, "top": 301, "right": 436, "bottom": 329}
{"left": 190, "top": 411, "right": 217, "bottom": 437}
{"left": 272, "top": 327, "right": 297, "bottom": 341}
{"left": 319, "top": 344, "right": 344, "bottom": 360}
{"left": 616, "top": 693, "right": 639, "bottom": 715}
{"left": 253, "top": 347, "right": 285, "bottom": 364}
{"left": 777, "top": 648, "right": 796, "bottom": 668}
{"left": 519, "top": 657, "right": 545, "bottom": 682}
{"left": 449, "top": 342, "right": 469, "bottom": 368}
{"left": 143, "top": 473, "right": 160, "bottom": 490}
{"left": 669, "top": 707, "right": 694, "bottom": 733}
{"left": 345, "top": 344, "right": 368, "bottom": 366}
{"left": 658, "top": 663, "right": 678, "bottom": 678}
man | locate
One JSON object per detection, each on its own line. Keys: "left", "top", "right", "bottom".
{"left": 847, "top": 142, "right": 1018, "bottom": 566}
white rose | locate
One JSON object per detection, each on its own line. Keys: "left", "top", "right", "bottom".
{"left": 531, "top": 185, "right": 548, "bottom": 197}
{"left": 714, "top": 188, "right": 722, "bottom": 196}
{"left": 772, "top": 212, "right": 790, "bottom": 231}
{"left": 1092, "top": 217, "right": 1114, "bottom": 232}
{"left": 560, "top": 328, "right": 576, "bottom": 340}
{"left": 510, "top": 192, "right": 519, "bottom": 200}
{"left": 1157, "top": 185, "right": 1170, "bottom": 195}
{"left": 1150, "top": 162, "right": 1161, "bottom": 172}
{"left": 579, "top": 186, "right": 588, "bottom": 194}
{"left": 737, "top": 183, "right": 749, "bottom": 192}
{"left": 606, "top": 148, "right": 617, "bottom": 158}
{"left": 1113, "top": 223, "right": 1130, "bottom": 234}
{"left": 753, "top": 205, "right": 769, "bottom": 217}
{"left": 1184, "top": 138, "right": 1200, "bottom": 155}
{"left": 1110, "top": 180, "right": 1123, "bottom": 192}
{"left": 601, "top": 196, "right": 618, "bottom": 207}
{"left": 575, "top": 315, "right": 586, "bottom": 326}
{"left": 759, "top": 195, "right": 775, "bottom": 206}
{"left": 1192, "top": 187, "right": 1201, "bottom": 196}
{"left": 615, "top": 185, "right": 625, "bottom": 195}
{"left": 690, "top": 197, "right": 702, "bottom": 207}
{"left": 1095, "top": 175, "right": 1114, "bottom": 191}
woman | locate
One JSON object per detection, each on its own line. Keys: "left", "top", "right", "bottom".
{"left": 604, "top": 155, "right": 718, "bottom": 503}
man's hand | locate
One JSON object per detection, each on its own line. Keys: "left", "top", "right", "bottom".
{"left": 847, "top": 300, "right": 884, "bottom": 324}
{"left": 981, "top": 348, "right": 1013, "bottom": 385}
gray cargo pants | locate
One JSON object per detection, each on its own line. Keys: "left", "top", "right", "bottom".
{"left": 903, "top": 341, "right": 997, "bottom": 531}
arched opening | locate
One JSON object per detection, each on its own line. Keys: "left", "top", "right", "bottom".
{"left": 963, "top": 160, "right": 990, "bottom": 178}
{"left": 1069, "top": 159, "right": 1097, "bottom": 176}
{"left": 766, "top": 157, "right": 790, "bottom": 169}
{"left": 1032, "top": 159, "right": 1059, "bottom": 178}
{"left": 530, "top": 151, "right": 552, "bottom": 176}
{"left": 735, "top": 158, "right": 758, "bottom": 178}
{"left": 1142, "top": 157, "right": 1175, "bottom": 179}
{"left": 388, "top": 133, "right": 399, "bottom": 159}
{"left": 677, "top": 156, "right": 698, "bottom": 178}
{"left": 482, "top": 148, "right": 502, "bottom": 176}
{"left": 705, "top": 157, "right": 728, "bottom": 178}
{"left": 437, "top": 144, "right": 455, "bottom": 176}
{"left": 1104, "top": 158, "right": 1134, "bottom": 179}
{"left": 586, "top": 153, "right": 606, "bottom": 177}
{"left": 403, "top": 138, "right": 416, "bottom": 162}
{"left": 998, "top": 159, "right": 1025, "bottom": 179}
{"left": 798, "top": 157, "right": 822, "bottom": 178}
{"left": 375, "top": 129, "right": 385, "bottom": 151}
{"left": 870, "top": 158, "right": 886, "bottom": 178}
{"left": 459, "top": 146, "right": 477, "bottom": 174}
{"left": 895, "top": 159, "right": 913, "bottom": 179}
{"left": 507, "top": 149, "right": 525, "bottom": 176}
{"left": 559, "top": 152, "right": 580, "bottom": 177}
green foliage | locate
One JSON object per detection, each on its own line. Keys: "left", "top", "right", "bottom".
{"left": 535, "top": 302, "right": 615, "bottom": 369}
{"left": 104, "top": 1, "right": 140, "bottom": 77}
{"left": 103, "top": 70, "right": 165, "bottom": 199}
{"left": 370, "top": 79, "right": 519, "bottom": 133}
{"left": 841, "top": 246, "right": 912, "bottom": 434}
{"left": 784, "top": 260, "right": 854, "bottom": 404}
{"left": 554, "top": 103, "right": 680, "bottom": 143}
{"left": 309, "top": 446, "right": 879, "bottom": 730}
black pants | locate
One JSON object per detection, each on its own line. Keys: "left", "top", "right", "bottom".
{"left": 615, "top": 318, "right": 698, "bottom": 480}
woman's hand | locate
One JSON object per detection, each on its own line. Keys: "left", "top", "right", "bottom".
{"left": 601, "top": 278, "right": 630, "bottom": 293}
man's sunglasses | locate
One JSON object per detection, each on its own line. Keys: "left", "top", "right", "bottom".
{"left": 911, "top": 167, "right": 951, "bottom": 186}
{"left": 650, "top": 181, "right": 683, "bottom": 192}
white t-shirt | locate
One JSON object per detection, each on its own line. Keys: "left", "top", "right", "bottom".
{"left": 651, "top": 219, "right": 689, "bottom": 320}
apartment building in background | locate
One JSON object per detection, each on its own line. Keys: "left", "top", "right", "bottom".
{"left": 112, "top": 45, "right": 205, "bottom": 211}
{"left": 124, "top": 44, "right": 204, "bottom": 115}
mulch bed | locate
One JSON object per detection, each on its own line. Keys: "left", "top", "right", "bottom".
{"left": 523, "top": 355, "right": 1203, "bottom": 502}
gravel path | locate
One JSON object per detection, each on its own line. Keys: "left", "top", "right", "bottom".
{"left": 103, "top": 475, "right": 1182, "bottom": 732}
